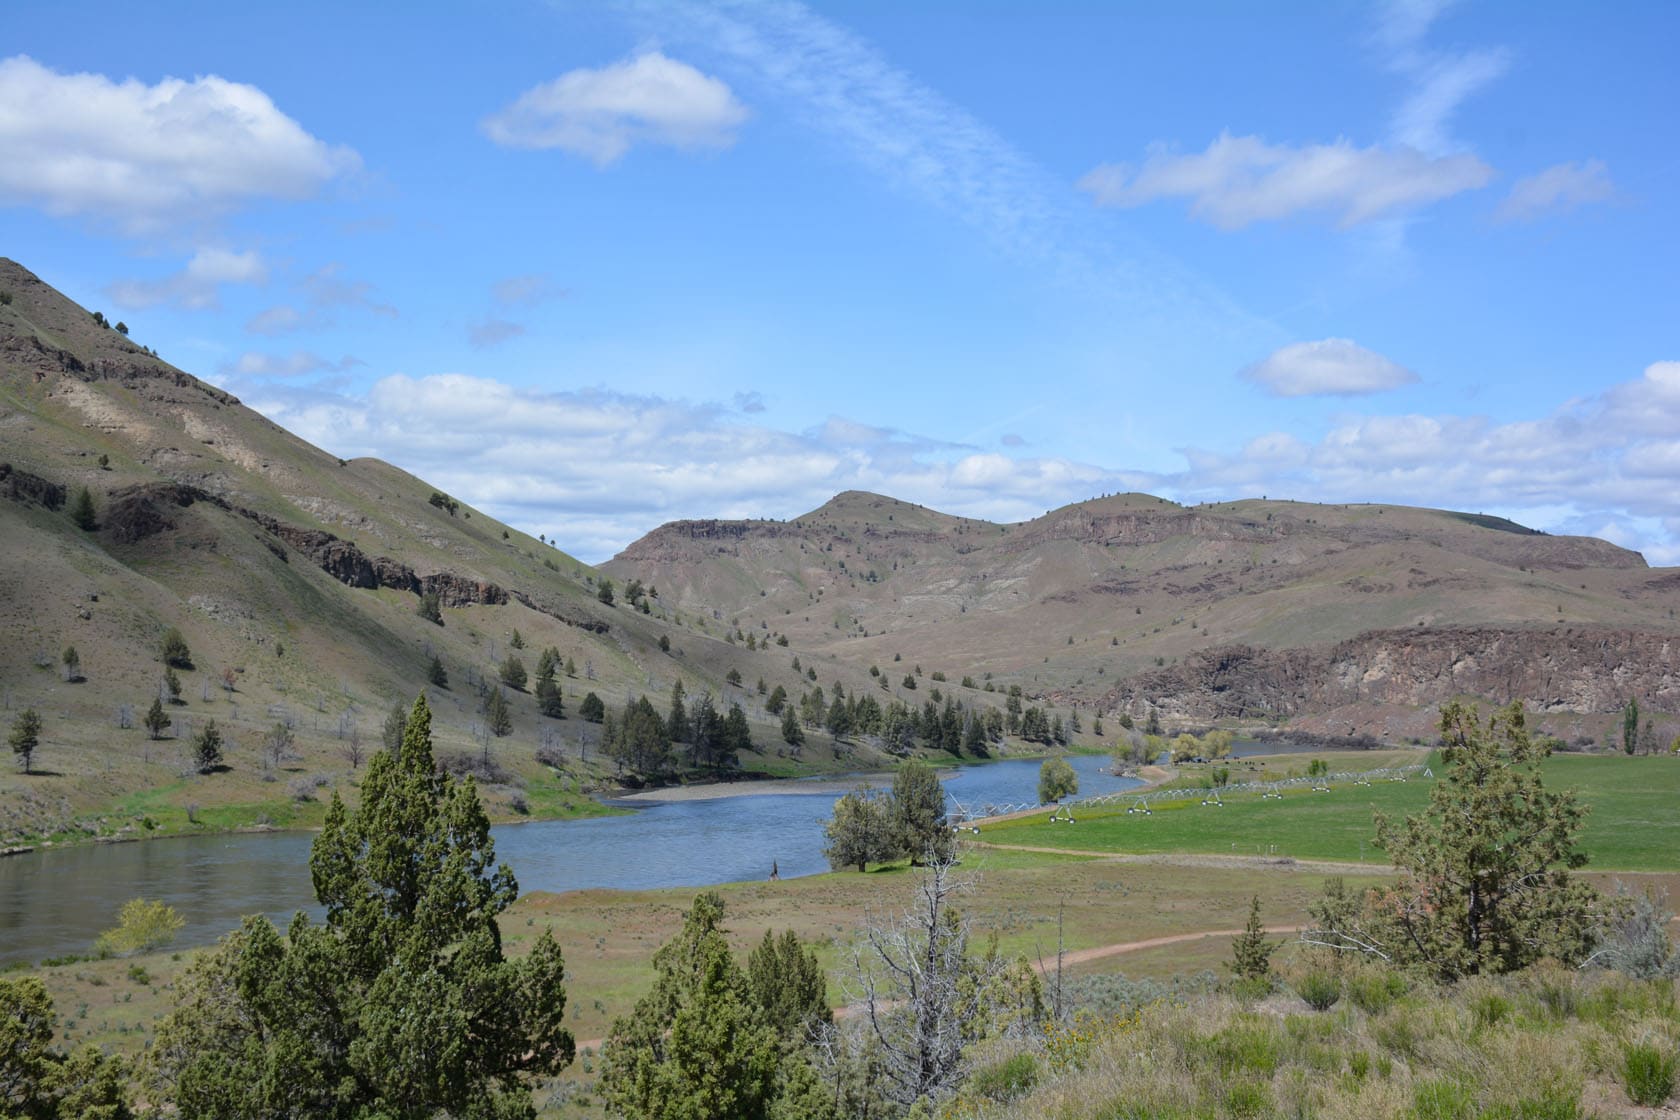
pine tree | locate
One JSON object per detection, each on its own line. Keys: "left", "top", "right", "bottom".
{"left": 499, "top": 653, "right": 527, "bottom": 691}
{"left": 746, "top": 929, "right": 832, "bottom": 1049}
{"left": 780, "top": 706, "right": 803, "bottom": 747}
{"left": 193, "top": 720, "right": 223, "bottom": 773}
{"left": 486, "top": 687, "right": 513, "bottom": 737}
{"left": 600, "top": 893, "right": 779, "bottom": 1120}
{"left": 144, "top": 697, "right": 169, "bottom": 740}
{"left": 580, "top": 691, "right": 605, "bottom": 723}
{"left": 150, "top": 696, "right": 573, "bottom": 1117}
{"left": 667, "top": 680, "right": 691, "bottom": 743}
{"left": 1623, "top": 697, "right": 1640, "bottom": 755}
{"left": 70, "top": 486, "right": 97, "bottom": 530}
{"left": 9, "top": 707, "right": 42, "bottom": 773}
{"left": 61, "top": 645, "right": 82, "bottom": 683}
{"left": 427, "top": 654, "right": 449, "bottom": 689}
{"left": 161, "top": 627, "right": 193, "bottom": 669}
{"left": 1229, "top": 895, "right": 1276, "bottom": 981}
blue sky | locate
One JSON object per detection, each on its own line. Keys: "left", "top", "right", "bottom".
{"left": 3, "top": 0, "right": 1677, "bottom": 563}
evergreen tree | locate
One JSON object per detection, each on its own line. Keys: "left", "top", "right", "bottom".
{"left": 150, "top": 695, "right": 573, "bottom": 1118}
{"left": 499, "top": 653, "right": 527, "bottom": 692}
{"left": 427, "top": 654, "right": 449, "bottom": 689}
{"left": 891, "top": 758, "right": 951, "bottom": 864}
{"left": 416, "top": 590, "right": 443, "bottom": 625}
{"left": 70, "top": 485, "right": 97, "bottom": 530}
{"left": 508, "top": 628, "right": 524, "bottom": 650}
{"left": 580, "top": 691, "right": 605, "bottom": 723}
{"left": 161, "top": 627, "right": 193, "bottom": 669}
{"left": 381, "top": 702, "right": 407, "bottom": 752}
{"left": 780, "top": 706, "right": 804, "bottom": 747}
{"left": 666, "top": 680, "right": 691, "bottom": 744}
{"left": 193, "top": 720, "right": 223, "bottom": 772}
{"left": 163, "top": 666, "right": 183, "bottom": 705}
{"left": 536, "top": 676, "right": 564, "bottom": 718}
{"left": 823, "top": 786, "right": 893, "bottom": 872}
{"left": 9, "top": 707, "right": 42, "bottom": 773}
{"left": 486, "top": 687, "right": 513, "bottom": 737}
{"left": 765, "top": 685, "right": 788, "bottom": 715}
{"left": 1228, "top": 895, "right": 1276, "bottom": 981}
{"left": 600, "top": 893, "right": 778, "bottom": 1120}
{"left": 144, "top": 697, "right": 169, "bottom": 740}
{"left": 1623, "top": 697, "right": 1640, "bottom": 755}
{"left": 61, "top": 645, "right": 82, "bottom": 683}
{"left": 0, "top": 976, "right": 132, "bottom": 1118}
{"left": 746, "top": 929, "right": 832, "bottom": 1049}
{"left": 722, "top": 702, "right": 753, "bottom": 759}
{"left": 596, "top": 578, "right": 615, "bottom": 605}
{"left": 1309, "top": 702, "right": 1601, "bottom": 981}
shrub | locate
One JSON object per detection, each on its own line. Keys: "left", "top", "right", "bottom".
{"left": 1411, "top": 1077, "right": 1475, "bottom": 1120}
{"left": 1293, "top": 969, "right": 1341, "bottom": 1011}
{"left": 969, "top": 1052, "right": 1038, "bottom": 1102}
{"left": 94, "top": 898, "right": 184, "bottom": 956}
{"left": 1622, "top": 1041, "right": 1677, "bottom": 1107}
{"left": 1346, "top": 965, "right": 1407, "bottom": 1015}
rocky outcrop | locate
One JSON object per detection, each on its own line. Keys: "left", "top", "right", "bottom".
{"left": 102, "top": 481, "right": 509, "bottom": 606}
{"left": 0, "top": 462, "right": 65, "bottom": 510}
{"left": 1102, "top": 627, "right": 1680, "bottom": 721}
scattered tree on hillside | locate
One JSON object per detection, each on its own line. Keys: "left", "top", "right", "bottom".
{"left": 144, "top": 697, "right": 169, "bottom": 741}
{"left": 69, "top": 486, "right": 97, "bottom": 531}
{"left": 192, "top": 720, "right": 223, "bottom": 773}
{"left": 766, "top": 685, "right": 788, "bottom": 715}
{"left": 9, "top": 707, "right": 42, "bottom": 773}
{"left": 485, "top": 687, "right": 513, "bottom": 737}
{"left": 499, "top": 653, "right": 527, "bottom": 692}
{"left": 262, "top": 721, "right": 295, "bottom": 772}
{"left": 780, "top": 706, "right": 804, "bottom": 748}
{"left": 535, "top": 670, "right": 564, "bottom": 719}
{"left": 596, "top": 578, "right": 615, "bottom": 606}
{"left": 61, "top": 645, "right": 82, "bottom": 683}
{"left": 427, "top": 654, "right": 449, "bottom": 689}
{"left": 1037, "top": 756, "right": 1078, "bottom": 804}
{"left": 150, "top": 695, "right": 573, "bottom": 1117}
{"left": 579, "top": 691, "right": 605, "bottom": 723}
{"left": 1305, "top": 702, "right": 1601, "bottom": 980}
{"left": 508, "top": 628, "right": 524, "bottom": 650}
{"left": 381, "top": 702, "right": 406, "bottom": 753}
{"left": 416, "top": 590, "right": 443, "bottom": 625}
{"left": 161, "top": 627, "right": 193, "bottom": 669}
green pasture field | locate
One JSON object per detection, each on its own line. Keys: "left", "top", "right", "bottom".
{"left": 984, "top": 753, "right": 1680, "bottom": 871}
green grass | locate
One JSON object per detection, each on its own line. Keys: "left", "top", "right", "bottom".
{"left": 984, "top": 754, "right": 1680, "bottom": 870}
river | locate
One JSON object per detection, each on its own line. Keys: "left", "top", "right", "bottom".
{"left": 0, "top": 753, "right": 1139, "bottom": 966}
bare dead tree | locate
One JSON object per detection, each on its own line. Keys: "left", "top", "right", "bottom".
{"left": 847, "top": 851, "right": 989, "bottom": 1108}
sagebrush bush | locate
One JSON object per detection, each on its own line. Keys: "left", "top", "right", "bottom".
{"left": 1294, "top": 969, "right": 1341, "bottom": 1011}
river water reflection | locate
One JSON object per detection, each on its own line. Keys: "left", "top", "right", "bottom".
{"left": 0, "top": 753, "right": 1139, "bottom": 965}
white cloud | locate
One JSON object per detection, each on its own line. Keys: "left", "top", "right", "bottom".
{"left": 108, "top": 247, "right": 267, "bottom": 310}
{"left": 481, "top": 51, "right": 748, "bottom": 165}
{"left": 220, "top": 351, "right": 362, "bottom": 378}
{"left": 245, "top": 374, "right": 1140, "bottom": 562}
{"left": 1164, "top": 360, "right": 1680, "bottom": 562}
{"left": 0, "top": 54, "right": 356, "bottom": 232}
{"left": 1242, "top": 338, "right": 1419, "bottom": 397}
{"left": 1080, "top": 133, "right": 1491, "bottom": 229}
{"left": 246, "top": 305, "right": 305, "bottom": 335}
{"left": 1495, "top": 160, "right": 1615, "bottom": 223}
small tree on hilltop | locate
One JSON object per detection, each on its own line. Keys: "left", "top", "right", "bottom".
{"left": 10, "top": 707, "right": 42, "bottom": 773}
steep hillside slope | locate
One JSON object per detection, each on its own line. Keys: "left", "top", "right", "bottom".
{"left": 0, "top": 260, "right": 895, "bottom": 842}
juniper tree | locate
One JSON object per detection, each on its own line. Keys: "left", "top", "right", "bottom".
{"left": 9, "top": 707, "right": 41, "bottom": 773}
{"left": 890, "top": 757, "right": 950, "bottom": 864}
{"left": 149, "top": 696, "right": 573, "bottom": 1118}
{"left": 70, "top": 486, "right": 97, "bottom": 530}
{"left": 193, "top": 720, "right": 223, "bottom": 773}
{"left": 161, "top": 627, "right": 193, "bottom": 669}
{"left": 1229, "top": 896, "right": 1276, "bottom": 981}
{"left": 144, "top": 697, "right": 169, "bottom": 740}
